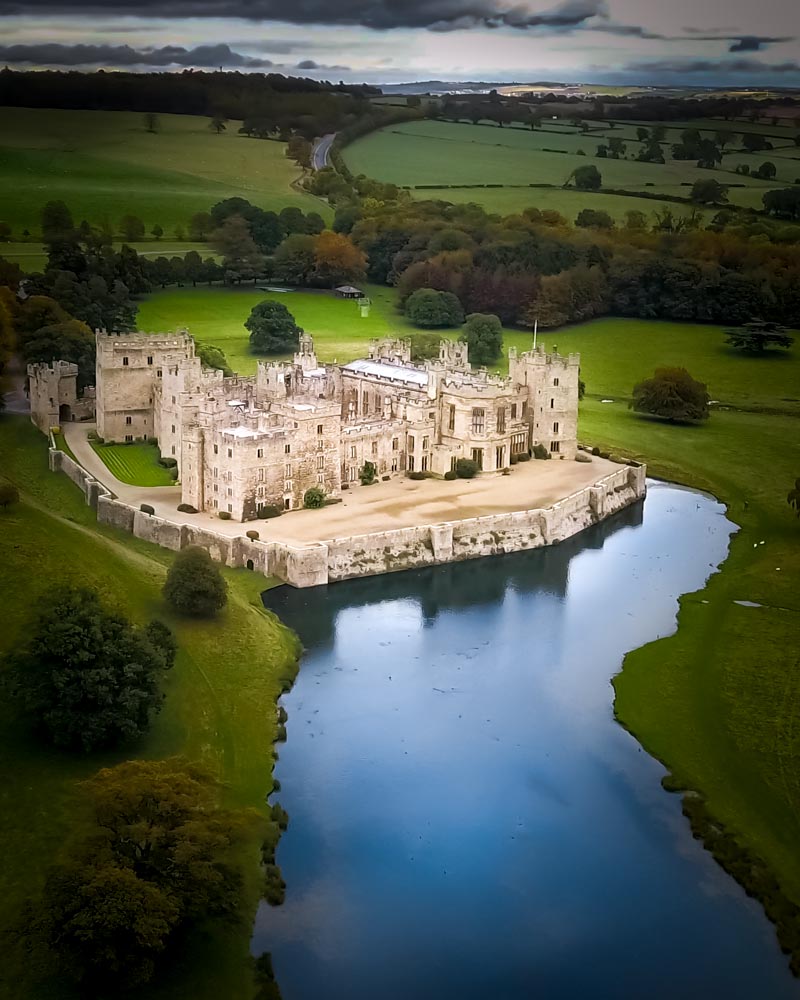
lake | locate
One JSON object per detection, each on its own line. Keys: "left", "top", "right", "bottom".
{"left": 255, "top": 482, "right": 799, "bottom": 999}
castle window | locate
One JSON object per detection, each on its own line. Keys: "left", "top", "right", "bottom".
{"left": 284, "top": 444, "right": 290, "bottom": 455}
{"left": 422, "top": 436, "right": 429, "bottom": 450}
{"left": 554, "top": 378, "right": 559, "bottom": 387}
{"left": 171, "top": 446, "right": 176, "bottom": 456}
{"left": 214, "top": 444, "right": 218, "bottom": 455}
{"left": 496, "top": 446, "right": 505, "bottom": 468}
{"left": 317, "top": 424, "right": 323, "bottom": 435}
{"left": 125, "top": 434, "right": 133, "bottom": 442}
{"left": 511, "top": 403, "right": 517, "bottom": 419}
{"left": 450, "top": 456, "right": 457, "bottom": 471}
{"left": 317, "top": 455, "right": 324, "bottom": 470}
{"left": 122, "top": 357, "right": 129, "bottom": 366}
{"left": 147, "top": 356, "right": 153, "bottom": 366}
{"left": 392, "top": 437, "right": 399, "bottom": 451}
{"left": 258, "top": 469, "right": 264, "bottom": 482}
{"left": 511, "top": 432, "right": 527, "bottom": 454}
{"left": 550, "top": 398, "right": 554, "bottom": 409}
{"left": 227, "top": 504, "right": 232, "bottom": 513}
{"left": 521, "top": 402, "right": 527, "bottom": 417}
{"left": 392, "top": 458, "right": 398, "bottom": 472}
{"left": 284, "top": 481, "right": 293, "bottom": 493}
{"left": 171, "top": 424, "right": 176, "bottom": 434}
{"left": 372, "top": 441, "right": 378, "bottom": 456}
{"left": 126, "top": 416, "right": 132, "bottom": 425}
{"left": 350, "top": 445, "right": 356, "bottom": 460}
{"left": 214, "top": 484, "right": 218, "bottom": 493}
{"left": 553, "top": 421, "right": 559, "bottom": 433}
{"left": 471, "top": 448, "right": 483, "bottom": 470}
{"left": 317, "top": 473, "right": 325, "bottom": 485}
{"left": 227, "top": 488, "right": 232, "bottom": 497}
{"left": 317, "top": 440, "right": 324, "bottom": 452}
{"left": 157, "top": 369, "right": 162, "bottom": 377}
{"left": 421, "top": 455, "right": 428, "bottom": 472}
{"left": 408, "top": 454, "right": 415, "bottom": 472}
{"left": 471, "top": 408, "right": 485, "bottom": 434}
{"left": 408, "top": 436, "right": 415, "bottom": 452}
{"left": 448, "top": 405, "right": 455, "bottom": 432}
{"left": 172, "top": 396, "right": 176, "bottom": 404}
{"left": 257, "top": 448, "right": 263, "bottom": 458}
{"left": 284, "top": 498, "right": 292, "bottom": 510}
{"left": 227, "top": 449, "right": 232, "bottom": 458}
{"left": 213, "top": 467, "right": 218, "bottom": 478}
{"left": 497, "top": 408, "right": 506, "bottom": 433}
{"left": 349, "top": 466, "right": 357, "bottom": 482}
{"left": 550, "top": 441, "right": 560, "bottom": 453}
{"left": 285, "top": 463, "right": 292, "bottom": 478}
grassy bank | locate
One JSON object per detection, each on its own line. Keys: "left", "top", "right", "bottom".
{"left": 0, "top": 417, "right": 300, "bottom": 999}
{"left": 91, "top": 439, "right": 175, "bottom": 487}
{"left": 0, "top": 107, "right": 327, "bottom": 238}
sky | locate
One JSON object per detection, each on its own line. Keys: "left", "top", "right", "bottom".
{"left": 1, "top": 0, "right": 798, "bottom": 86}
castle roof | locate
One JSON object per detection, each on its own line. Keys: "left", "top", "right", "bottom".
{"left": 343, "top": 358, "right": 428, "bottom": 388}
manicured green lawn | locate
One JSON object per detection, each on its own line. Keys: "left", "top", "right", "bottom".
{"left": 91, "top": 439, "right": 175, "bottom": 486}
{"left": 136, "top": 284, "right": 418, "bottom": 375}
{"left": 0, "top": 107, "right": 329, "bottom": 239}
{"left": 0, "top": 417, "right": 299, "bottom": 999}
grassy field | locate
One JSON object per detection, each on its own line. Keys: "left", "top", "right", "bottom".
{"left": 136, "top": 284, "right": 417, "bottom": 374}
{"left": 343, "top": 118, "right": 793, "bottom": 219}
{"left": 91, "top": 440, "right": 175, "bottom": 487}
{"left": 0, "top": 107, "right": 329, "bottom": 239}
{"left": 0, "top": 416, "right": 299, "bottom": 999}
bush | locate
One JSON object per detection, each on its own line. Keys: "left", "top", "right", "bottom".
{"left": 455, "top": 458, "right": 479, "bottom": 479}
{"left": 177, "top": 503, "right": 197, "bottom": 513}
{"left": 303, "top": 487, "right": 326, "bottom": 509}
{"left": 218, "top": 510, "right": 231, "bottom": 519}
{"left": 516, "top": 452, "right": 531, "bottom": 462}
{"left": 170, "top": 467, "right": 179, "bottom": 481}
{"left": 7, "top": 586, "right": 174, "bottom": 751}
{"left": 140, "top": 503, "right": 155, "bottom": 515}
{"left": 382, "top": 475, "right": 390, "bottom": 481}
{"left": 0, "top": 483, "right": 20, "bottom": 508}
{"left": 258, "top": 504, "right": 282, "bottom": 518}
{"left": 575, "top": 452, "right": 592, "bottom": 463}
{"left": 163, "top": 546, "right": 228, "bottom": 618}
{"left": 405, "top": 288, "right": 464, "bottom": 328}
{"left": 158, "top": 456, "right": 178, "bottom": 469}
{"left": 146, "top": 436, "right": 158, "bottom": 446}
{"left": 532, "top": 443, "right": 551, "bottom": 460}
{"left": 444, "top": 470, "right": 457, "bottom": 480}
{"left": 359, "top": 460, "right": 377, "bottom": 486}
{"left": 591, "top": 446, "right": 601, "bottom": 456}
{"left": 246, "top": 530, "right": 260, "bottom": 540}
{"left": 408, "top": 471, "right": 426, "bottom": 480}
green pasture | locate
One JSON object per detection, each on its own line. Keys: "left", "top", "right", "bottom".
{"left": 91, "top": 440, "right": 175, "bottom": 486}
{"left": 343, "top": 119, "right": 789, "bottom": 215}
{"left": 0, "top": 416, "right": 299, "bottom": 999}
{"left": 136, "top": 284, "right": 416, "bottom": 375}
{"left": 0, "top": 107, "right": 328, "bottom": 239}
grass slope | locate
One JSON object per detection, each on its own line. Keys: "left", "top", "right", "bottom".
{"left": 0, "top": 417, "right": 299, "bottom": 1000}
{"left": 0, "top": 107, "right": 328, "bottom": 238}
{"left": 91, "top": 440, "right": 175, "bottom": 487}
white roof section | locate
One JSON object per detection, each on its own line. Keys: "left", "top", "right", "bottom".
{"left": 343, "top": 358, "right": 428, "bottom": 388}
{"left": 227, "top": 399, "right": 246, "bottom": 407}
{"left": 224, "top": 425, "right": 258, "bottom": 438}
{"left": 303, "top": 368, "right": 328, "bottom": 378}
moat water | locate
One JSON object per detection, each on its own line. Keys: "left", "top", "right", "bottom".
{"left": 255, "top": 483, "right": 799, "bottom": 1000}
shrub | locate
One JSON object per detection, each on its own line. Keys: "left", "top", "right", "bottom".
{"left": 509, "top": 454, "right": 518, "bottom": 465}
{"left": 246, "top": 530, "right": 260, "bottom": 540}
{"left": 303, "top": 487, "right": 326, "bottom": 509}
{"left": 341, "top": 483, "right": 349, "bottom": 490}
{"left": 146, "top": 436, "right": 158, "bottom": 446}
{"left": 444, "top": 470, "right": 457, "bottom": 480}
{"left": 591, "top": 446, "right": 601, "bottom": 456}
{"left": 532, "top": 443, "right": 551, "bottom": 460}
{"left": 170, "top": 467, "right": 179, "bottom": 481}
{"left": 163, "top": 546, "right": 228, "bottom": 617}
{"left": 140, "top": 503, "right": 155, "bottom": 515}
{"left": 382, "top": 475, "right": 390, "bottom": 481}
{"left": 218, "top": 511, "right": 231, "bottom": 520}
{"left": 575, "top": 452, "right": 592, "bottom": 463}
{"left": 177, "top": 503, "right": 197, "bottom": 513}
{"left": 516, "top": 452, "right": 531, "bottom": 462}
{"left": 158, "top": 456, "right": 178, "bottom": 469}
{"left": 359, "top": 460, "right": 377, "bottom": 486}
{"left": 408, "top": 471, "right": 426, "bottom": 480}
{"left": 455, "top": 458, "right": 479, "bottom": 479}
{"left": 258, "top": 504, "right": 282, "bottom": 518}
{"left": 0, "top": 483, "right": 20, "bottom": 508}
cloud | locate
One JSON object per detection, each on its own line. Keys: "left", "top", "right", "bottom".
{"left": 0, "top": 0, "right": 609, "bottom": 31}
{"left": 623, "top": 58, "right": 800, "bottom": 75}
{"left": 0, "top": 41, "right": 276, "bottom": 66}
{"left": 728, "top": 36, "right": 793, "bottom": 53}
{"left": 294, "top": 59, "right": 350, "bottom": 71}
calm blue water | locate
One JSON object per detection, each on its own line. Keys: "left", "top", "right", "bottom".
{"left": 255, "top": 483, "right": 799, "bottom": 1000}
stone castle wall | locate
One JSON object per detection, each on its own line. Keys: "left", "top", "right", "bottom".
{"left": 48, "top": 433, "right": 646, "bottom": 590}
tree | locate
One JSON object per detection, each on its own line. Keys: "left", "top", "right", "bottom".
{"left": 408, "top": 332, "right": 442, "bottom": 362}
{"left": 0, "top": 222, "right": 11, "bottom": 242}
{"left": 569, "top": 165, "right": 602, "bottom": 191}
{"left": 246, "top": 300, "right": 303, "bottom": 355}
{"left": 209, "top": 215, "right": 264, "bottom": 284}
{"left": 21, "top": 318, "right": 96, "bottom": 389}
{"left": 607, "top": 137, "right": 626, "bottom": 159}
{"left": 7, "top": 587, "right": 175, "bottom": 751}
{"left": 788, "top": 479, "right": 800, "bottom": 518}
{"left": 303, "top": 486, "right": 326, "bottom": 508}
{"left": 150, "top": 224, "right": 163, "bottom": 240}
{"left": 163, "top": 546, "right": 227, "bottom": 617}
{"left": 575, "top": 208, "right": 614, "bottom": 229}
{"left": 461, "top": 313, "right": 503, "bottom": 367}
{"left": 762, "top": 188, "right": 800, "bottom": 220}
{"left": 754, "top": 161, "right": 777, "bottom": 180}
{"left": 196, "top": 342, "right": 233, "bottom": 375}
{"left": 28, "top": 758, "right": 252, "bottom": 988}
{"left": 405, "top": 288, "right": 464, "bottom": 328}
{"left": 691, "top": 178, "right": 729, "bottom": 204}
{"left": 630, "top": 367, "right": 710, "bottom": 423}
{"left": 312, "top": 230, "right": 367, "bottom": 287}
{"left": 41, "top": 200, "right": 75, "bottom": 245}
{"left": 209, "top": 116, "right": 227, "bottom": 134}
{"left": 143, "top": 112, "right": 160, "bottom": 133}
{"left": 120, "top": 214, "right": 145, "bottom": 241}
{"left": 359, "top": 461, "right": 377, "bottom": 486}
{"left": 623, "top": 209, "right": 649, "bottom": 231}
{"left": 724, "top": 321, "right": 794, "bottom": 353}
{"left": 636, "top": 127, "right": 650, "bottom": 142}
{"left": 188, "top": 211, "right": 214, "bottom": 241}
{"left": 741, "top": 132, "right": 772, "bottom": 153}
{"left": 273, "top": 234, "right": 316, "bottom": 284}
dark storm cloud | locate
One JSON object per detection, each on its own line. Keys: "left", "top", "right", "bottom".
{"left": 0, "top": 0, "right": 609, "bottom": 31}
{"left": 728, "top": 36, "right": 792, "bottom": 52}
{"left": 0, "top": 41, "right": 275, "bottom": 66}
{"left": 624, "top": 58, "right": 800, "bottom": 74}
{"left": 295, "top": 59, "right": 350, "bottom": 70}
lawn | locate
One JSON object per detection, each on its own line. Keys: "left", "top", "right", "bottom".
{"left": 91, "top": 439, "right": 175, "bottom": 486}
{"left": 0, "top": 416, "right": 299, "bottom": 1000}
{"left": 0, "top": 107, "right": 329, "bottom": 239}
{"left": 136, "top": 284, "right": 417, "bottom": 375}
{"left": 343, "top": 118, "right": 789, "bottom": 219}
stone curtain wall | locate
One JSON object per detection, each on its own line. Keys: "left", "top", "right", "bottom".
{"left": 48, "top": 437, "right": 646, "bottom": 590}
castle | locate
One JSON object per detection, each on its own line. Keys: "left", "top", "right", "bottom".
{"left": 29, "top": 328, "right": 581, "bottom": 522}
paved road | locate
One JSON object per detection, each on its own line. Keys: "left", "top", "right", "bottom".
{"left": 311, "top": 133, "right": 336, "bottom": 170}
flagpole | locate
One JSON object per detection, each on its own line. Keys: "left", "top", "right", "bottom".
{"left": 533, "top": 318, "right": 538, "bottom": 351}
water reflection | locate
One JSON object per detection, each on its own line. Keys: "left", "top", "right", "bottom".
{"left": 256, "top": 484, "right": 798, "bottom": 1000}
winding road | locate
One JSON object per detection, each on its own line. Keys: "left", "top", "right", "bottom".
{"left": 311, "top": 133, "right": 336, "bottom": 170}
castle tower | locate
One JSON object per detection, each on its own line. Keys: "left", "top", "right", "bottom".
{"left": 293, "top": 333, "right": 319, "bottom": 372}
{"left": 27, "top": 360, "right": 88, "bottom": 434}
{"left": 509, "top": 346, "right": 580, "bottom": 459}
{"left": 439, "top": 339, "right": 470, "bottom": 371}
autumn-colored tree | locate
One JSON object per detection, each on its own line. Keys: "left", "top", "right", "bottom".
{"left": 312, "top": 230, "right": 367, "bottom": 287}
